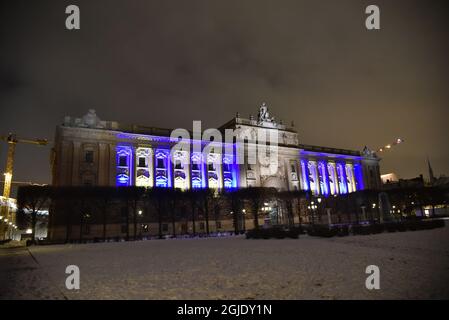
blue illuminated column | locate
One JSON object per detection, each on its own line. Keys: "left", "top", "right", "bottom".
{"left": 327, "top": 162, "right": 338, "bottom": 195}
{"left": 308, "top": 161, "right": 320, "bottom": 195}
{"left": 206, "top": 153, "right": 220, "bottom": 189}
{"left": 300, "top": 159, "right": 310, "bottom": 191}
{"left": 223, "top": 154, "right": 237, "bottom": 189}
{"left": 337, "top": 162, "right": 348, "bottom": 194}
{"left": 191, "top": 152, "right": 204, "bottom": 189}
{"left": 353, "top": 163, "right": 364, "bottom": 191}
{"left": 345, "top": 163, "right": 356, "bottom": 193}
{"left": 319, "top": 161, "right": 330, "bottom": 196}
{"left": 116, "top": 145, "right": 133, "bottom": 186}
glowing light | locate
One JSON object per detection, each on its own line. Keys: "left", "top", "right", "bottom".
{"left": 26, "top": 228, "right": 32, "bottom": 234}
{"left": 138, "top": 210, "right": 143, "bottom": 215}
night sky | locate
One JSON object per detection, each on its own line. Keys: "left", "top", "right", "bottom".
{"left": 1, "top": 0, "right": 448, "bottom": 191}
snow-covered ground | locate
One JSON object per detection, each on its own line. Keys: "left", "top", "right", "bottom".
{"left": 1, "top": 225, "right": 449, "bottom": 300}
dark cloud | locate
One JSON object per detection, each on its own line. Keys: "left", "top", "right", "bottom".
{"left": 1, "top": 0, "right": 448, "bottom": 192}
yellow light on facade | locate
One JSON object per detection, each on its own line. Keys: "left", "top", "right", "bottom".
{"left": 26, "top": 228, "right": 32, "bottom": 234}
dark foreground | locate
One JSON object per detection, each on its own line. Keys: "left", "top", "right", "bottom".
{"left": 1, "top": 225, "right": 449, "bottom": 299}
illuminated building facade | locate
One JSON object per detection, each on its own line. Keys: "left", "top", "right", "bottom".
{"left": 52, "top": 107, "right": 381, "bottom": 194}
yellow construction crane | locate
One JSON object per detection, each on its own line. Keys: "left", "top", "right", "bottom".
{"left": 0, "top": 133, "right": 48, "bottom": 199}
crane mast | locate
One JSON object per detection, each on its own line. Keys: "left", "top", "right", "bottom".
{"left": 1, "top": 133, "right": 48, "bottom": 239}
{"left": 1, "top": 133, "right": 48, "bottom": 199}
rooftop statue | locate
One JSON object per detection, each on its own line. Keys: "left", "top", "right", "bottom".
{"left": 258, "top": 102, "right": 275, "bottom": 124}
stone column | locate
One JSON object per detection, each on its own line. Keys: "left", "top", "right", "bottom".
{"left": 98, "top": 143, "right": 108, "bottom": 186}
{"left": 108, "top": 143, "right": 116, "bottom": 186}
{"left": 71, "top": 141, "right": 81, "bottom": 186}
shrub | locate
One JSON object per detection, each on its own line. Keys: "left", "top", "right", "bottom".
{"left": 246, "top": 226, "right": 301, "bottom": 239}
{"left": 384, "top": 223, "right": 397, "bottom": 232}
{"left": 307, "top": 225, "right": 338, "bottom": 238}
{"left": 336, "top": 225, "right": 349, "bottom": 237}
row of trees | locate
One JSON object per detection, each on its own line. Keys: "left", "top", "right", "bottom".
{"left": 16, "top": 183, "right": 449, "bottom": 242}
{"left": 16, "top": 186, "right": 309, "bottom": 242}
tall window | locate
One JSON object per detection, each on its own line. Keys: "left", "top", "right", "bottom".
{"left": 191, "top": 152, "right": 203, "bottom": 189}
{"left": 119, "top": 156, "right": 127, "bottom": 167}
{"left": 138, "top": 157, "right": 146, "bottom": 168}
{"left": 85, "top": 150, "right": 94, "bottom": 163}
{"left": 136, "top": 147, "right": 152, "bottom": 188}
{"left": 155, "top": 150, "right": 170, "bottom": 187}
{"left": 116, "top": 146, "right": 133, "bottom": 186}
{"left": 157, "top": 158, "right": 165, "bottom": 168}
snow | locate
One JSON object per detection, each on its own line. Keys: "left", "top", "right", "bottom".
{"left": 1, "top": 225, "right": 449, "bottom": 299}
